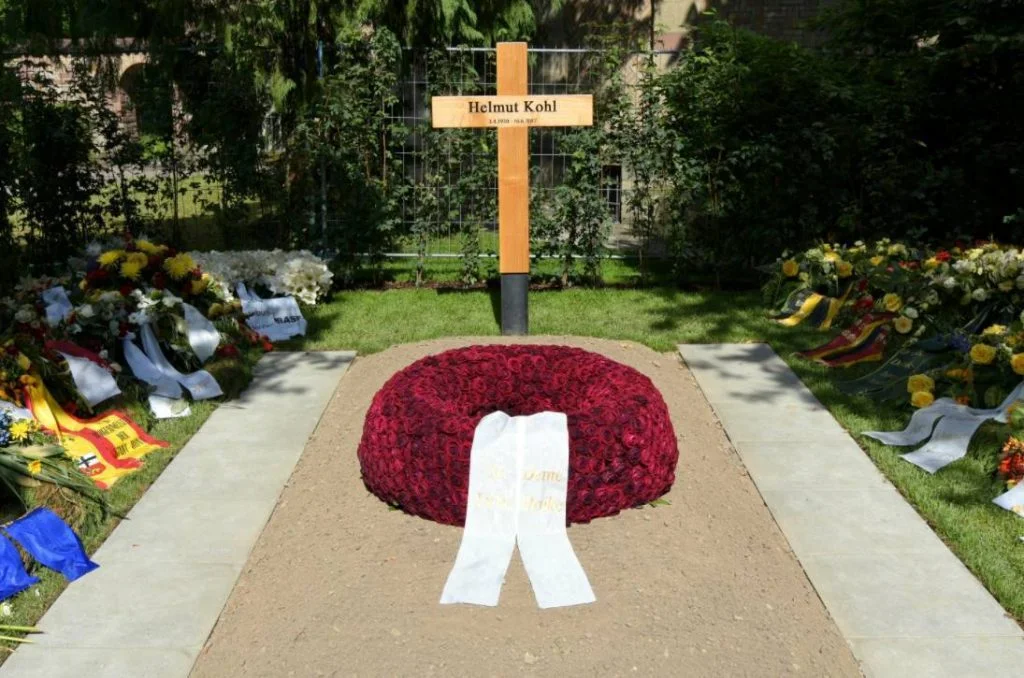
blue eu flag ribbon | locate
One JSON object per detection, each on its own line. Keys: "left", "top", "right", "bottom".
{"left": 0, "top": 533, "right": 38, "bottom": 600}
{"left": 5, "top": 508, "right": 98, "bottom": 582}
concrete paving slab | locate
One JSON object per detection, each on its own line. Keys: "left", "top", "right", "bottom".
{"left": 710, "top": 400, "right": 850, "bottom": 443}
{"left": 679, "top": 343, "right": 1024, "bottom": 678}
{"left": 137, "top": 436, "right": 304, "bottom": 502}
{"left": 730, "top": 439, "right": 889, "bottom": 490}
{"left": 22, "top": 560, "right": 243, "bottom": 650}
{"left": 801, "top": 552, "right": 1023, "bottom": 639}
{"left": 0, "top": 648, "right": 196, "bottom": 678}
{"left": 760, "top": 488, "right": 950, "bottom": 556}
{"left": 850, "top": 637, "right": 1024, "bottom": 678}
{"left": 98, "top": 497, "right": 274, "bottom": 564}
{"left": 0, "top": 350, "right": 355, "bottom": 678}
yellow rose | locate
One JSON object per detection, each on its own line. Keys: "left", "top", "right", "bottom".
{"left": 870, "top": 256, "right": 885, "bottom": 266}
{"left": 824, "top": 251, "right": 840, "bottom": 262}
{"left": 907, "top": 374, "right": 935, "bottom": 393}
{"left": 911, "top": 391, "right": 935, "bottom": 408}
{"left": 969, "top": 344, "right": 997, "bottom": 365}
{"left": 888, "top": 244, "right": 907, "bottom": 257}
{"left": 894, "top": 316, "right": 913, "bottom": 334}
{"left": 882, "top": 293, "right": 903, "bottom": 312}
{"left": 208, "top": 303, "right": 224, "bottom": 318}
{"left": 836, "top": 261, "right": 853, "bottom": 278}
{"left": 27, "top": 460, "right": 41, "bottom": 475}
{"left": 923, "top": 257, "right": 940, "bottom": 270}
{"left": 982, "top": 324, "right": 1008, "bottom": 336}
{"left": 782, "top": 259, "right": 799, "bottom": 277}
{"left": 1011, "top": 353, "right": 1024, "bottom": 376}
{"left": 190, "top": 277, "right": 208, "bottom": 295}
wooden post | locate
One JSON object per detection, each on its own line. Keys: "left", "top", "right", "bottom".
{"left": 430, "top": 43, "right": 593, "bottom": 336}
{"left": 497, "top": 42, "right": 530, "bottom": 276}
{"left": 496, "top": 42, "right": 530, "bottom": 335}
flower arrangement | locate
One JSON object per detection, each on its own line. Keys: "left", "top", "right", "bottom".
{"left": 190, "top": 250, "right": 333, "bottom": 306}
{"left": 357, "top": 345, "right": 679, "bottom": 526}
{"left": 0, "top": 410, "right": 102, "bottom": 504}
{"left": 82, "top": 238, "right": 211, "bottom": 303}
{"left": 768, "top": 239, "right": 1023, "bottom": 407}
{"left": 997, "top": 405, "right": 1024, "bottom": 490}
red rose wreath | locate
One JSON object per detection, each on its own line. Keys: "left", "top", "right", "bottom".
{"left": 357, "top": 345, "right": 678, "bottom": 525}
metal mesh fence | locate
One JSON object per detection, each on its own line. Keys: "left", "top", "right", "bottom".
{"left": 5, "top": 45, "right": 679, "bottom": 258}
{"left": 388, "top": 47, "right": 679, "bottom": 257}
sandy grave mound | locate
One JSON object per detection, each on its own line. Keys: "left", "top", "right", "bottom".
{"left": 191, "top": 337, "right": 861, "bottom": 677}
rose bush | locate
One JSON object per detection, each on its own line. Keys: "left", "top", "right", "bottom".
{"left": 357, "top": 345, "right": 679, "bottom": 526}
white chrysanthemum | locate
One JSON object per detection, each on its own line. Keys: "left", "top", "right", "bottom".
{"left": 14, "top": 306, "right": 36, "bottom": 323}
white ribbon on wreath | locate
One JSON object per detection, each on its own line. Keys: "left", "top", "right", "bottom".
{"left": 863, "top": 380, "right": 1024, "bottom": 474}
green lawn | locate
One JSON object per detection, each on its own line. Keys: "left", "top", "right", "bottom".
{"left": 291, "top": 286, "right": 1024, "bottom": 623}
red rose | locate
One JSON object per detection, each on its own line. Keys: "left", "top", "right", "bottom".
{"left": 356, "top": 345, "right": 678, "bottom": 526}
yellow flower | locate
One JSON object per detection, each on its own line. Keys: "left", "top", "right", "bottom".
{"left": 27, "top": 460, "right": 41, "bottom": 475}
{"left": 946, "top": 368, "right": 965, "bottom": 380}
{"left": 164, "top": 253, "right": 196, "bottom": 280}
{"left": 79, "top": 279, "right": 88, "bottom": 291}
{"left": 982, "top": 324, "right": 1008, "bottom": 336}
{"left": 782, "top": 259, "right": 799, "bottom": 277}
{"left": 907, "top": 374, "right": 935, "bottom": 393}
{"left": 888, "top": 243, "right": 907, "bottom": 257}
{"left": 869, "top": 255, "right": 885, "bottom": 266}
{"left": 911, "top": 391, "right": 935, "bottom": 408}
{"left": 836, "top": 261, "right": 853, "bottom": 278}
{"left": 207, "top": 302, "right": 224, "bottom": 318}
{"left": 923, "top": 257, "right": 940, "bottom": 270}
{"left": 126, "top": 251, "right": 148, "bottom": 268}
{"left": 1011, "top": 354, "right": 1024, "bottom": 376}
{"left": 882, "top": 293, "right": 903, "bottom": 312}
{"left": 824, "top": 251, "right": 840, "bottom": 262}
{"left": 9, "top": 420, "right": 33, "bottom": 442}
{"left": 135, "top": 240, "right": 160, "bottom": 255}
{"left": 894, "top": 316, "right": 913, "bottom": 334}
{"left": 969, "top": 344, "right": 997, "bottom": 365}
{"left": 98, "top": 250, "right": 125, "bottom": 268}
{"left": 121, "top": 260, "right": 142, "bottom": 280}
{"left": 189, "top": 277, "right": 208, "bottom": 295}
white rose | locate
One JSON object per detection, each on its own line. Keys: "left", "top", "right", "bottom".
{"left": 971, "top": 288, "right": 989, "bottom": 301}
{"left": 942, "top": 276, "right": 958, "bottom": 290}
{"left": 77, "top": 304, "right": 95, "bottom": 318}
{"left": 14, "top": 307, "right": 35, "bottom": 323}
{"left": 1016, "top": 274, "right": 1024, "bottom": 290}
{"left": 903, "top": 307, "right": 919, "bottom": 319}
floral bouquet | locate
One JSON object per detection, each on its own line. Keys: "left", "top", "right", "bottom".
{"left": 0, "top": 410, "right": 103, "bottom": 506}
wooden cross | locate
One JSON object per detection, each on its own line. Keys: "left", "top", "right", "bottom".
{"left": 431, "top": 42, "right": 593, "bottom": 335}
